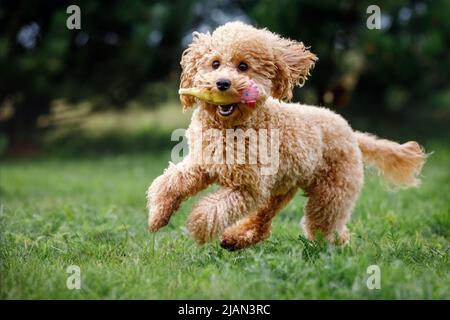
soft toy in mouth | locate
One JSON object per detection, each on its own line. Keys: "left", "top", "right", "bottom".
{"left": 179, "top": 80, "right": 260, "bottom": 108}
{"left": 238, "top": 80, "right": 259, "bottom": 107}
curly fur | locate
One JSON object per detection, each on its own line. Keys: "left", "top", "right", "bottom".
{"left": 147, "top": 22, "right": 427, "bottom": 250}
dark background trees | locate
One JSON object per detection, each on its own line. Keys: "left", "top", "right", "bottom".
{"left": 1, "top": 0, "right": 449, "bottom": 153}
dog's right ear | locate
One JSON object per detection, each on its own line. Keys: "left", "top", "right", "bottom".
{"left": 271, "top": 37, "right": 317, "bottom": 101}
{"left": 180, "top": 31, "right": 212, "bottom": 109}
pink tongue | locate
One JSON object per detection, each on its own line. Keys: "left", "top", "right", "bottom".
{"left": 240, "top": 80, "right": 259, "bottom": 107}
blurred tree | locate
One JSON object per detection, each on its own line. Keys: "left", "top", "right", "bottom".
{"left": 0, "top": 0, "right": 195, "bottom": 151}
{"left": 242, "top": 0, "right": 450, "bottom": 136}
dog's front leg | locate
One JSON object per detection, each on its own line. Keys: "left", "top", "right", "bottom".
{"left": 147, "top": 160, "right": 214, "bottom": 232}
{"left": 187, "top": 188, "right": 259, "bottom": 244}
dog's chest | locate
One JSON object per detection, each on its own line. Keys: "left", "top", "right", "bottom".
{"left": 189, "top": 127, "right": 276, "bottom": 188}
{"left": 213, "top": 163, "right": 261, "bottom": 188}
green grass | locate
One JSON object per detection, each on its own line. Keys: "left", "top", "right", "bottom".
{"left": 0, "top": 111, "right": 449, "bottom": 299}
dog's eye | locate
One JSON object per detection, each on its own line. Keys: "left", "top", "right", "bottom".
{"left": 238, "top": 62, "right": 248, "bottom": 72}
{"left": 212, "top": 60, "right": 220, "bottom": 69}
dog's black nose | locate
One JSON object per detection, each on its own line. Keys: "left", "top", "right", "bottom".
{"left": 216, "top": 79, "right": 231, "bottom": 91}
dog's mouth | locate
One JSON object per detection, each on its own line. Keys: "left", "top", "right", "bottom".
{"left": 217, "top": 103, "right": 237, "bottom": 117}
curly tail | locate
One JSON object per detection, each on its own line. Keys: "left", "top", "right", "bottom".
{"left": 354, "top": 131, "right": 427, "bottom": 188}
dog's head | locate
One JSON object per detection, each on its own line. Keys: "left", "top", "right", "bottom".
{"left": 180, "top": 21, "right": 317, "bottom": 125}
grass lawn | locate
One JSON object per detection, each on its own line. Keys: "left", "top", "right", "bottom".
{"left": 0, "top": 108, "right": 449, "bottom": 299}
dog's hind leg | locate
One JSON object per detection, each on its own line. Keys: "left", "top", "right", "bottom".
{"left": 301, "top": 154, "right": 364, "bottom": 245}
{"left": 219, "top": 189, "right": 296, "bottom": 251}
{"left": 187, "top": 188, "right": 260, "bottom": 244}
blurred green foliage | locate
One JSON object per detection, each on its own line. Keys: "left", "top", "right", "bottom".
{"left": 0, "top": 0, "right": 449, "bottom": 152}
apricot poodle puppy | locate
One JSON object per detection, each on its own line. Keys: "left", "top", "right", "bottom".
{"left": 146, "top": 22, "right": 426, "bottom": 250}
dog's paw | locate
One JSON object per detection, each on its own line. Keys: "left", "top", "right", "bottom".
{"left": 219, "top": 233, "right": 247, "bottom": 251}
{"left": 147, "top": 209, "right": 169, "bottom": 232}
{"left": 147, "top": 197, "right": 180, "bottom": 232}
{"left": 220, "top": 221, "right": 270, "bottom": 251}
{"left": 220, "top": 226, "right": 255, "bottom": 251}
{"left": 333, "top": 226, "right": 350, "bottom": 245}
{"left": 301, "top": 218, "right": 351, "bottom": 246}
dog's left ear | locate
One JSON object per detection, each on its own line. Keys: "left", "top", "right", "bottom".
{"left": 271, "top": 37, "right": 318, "bottom": 101}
